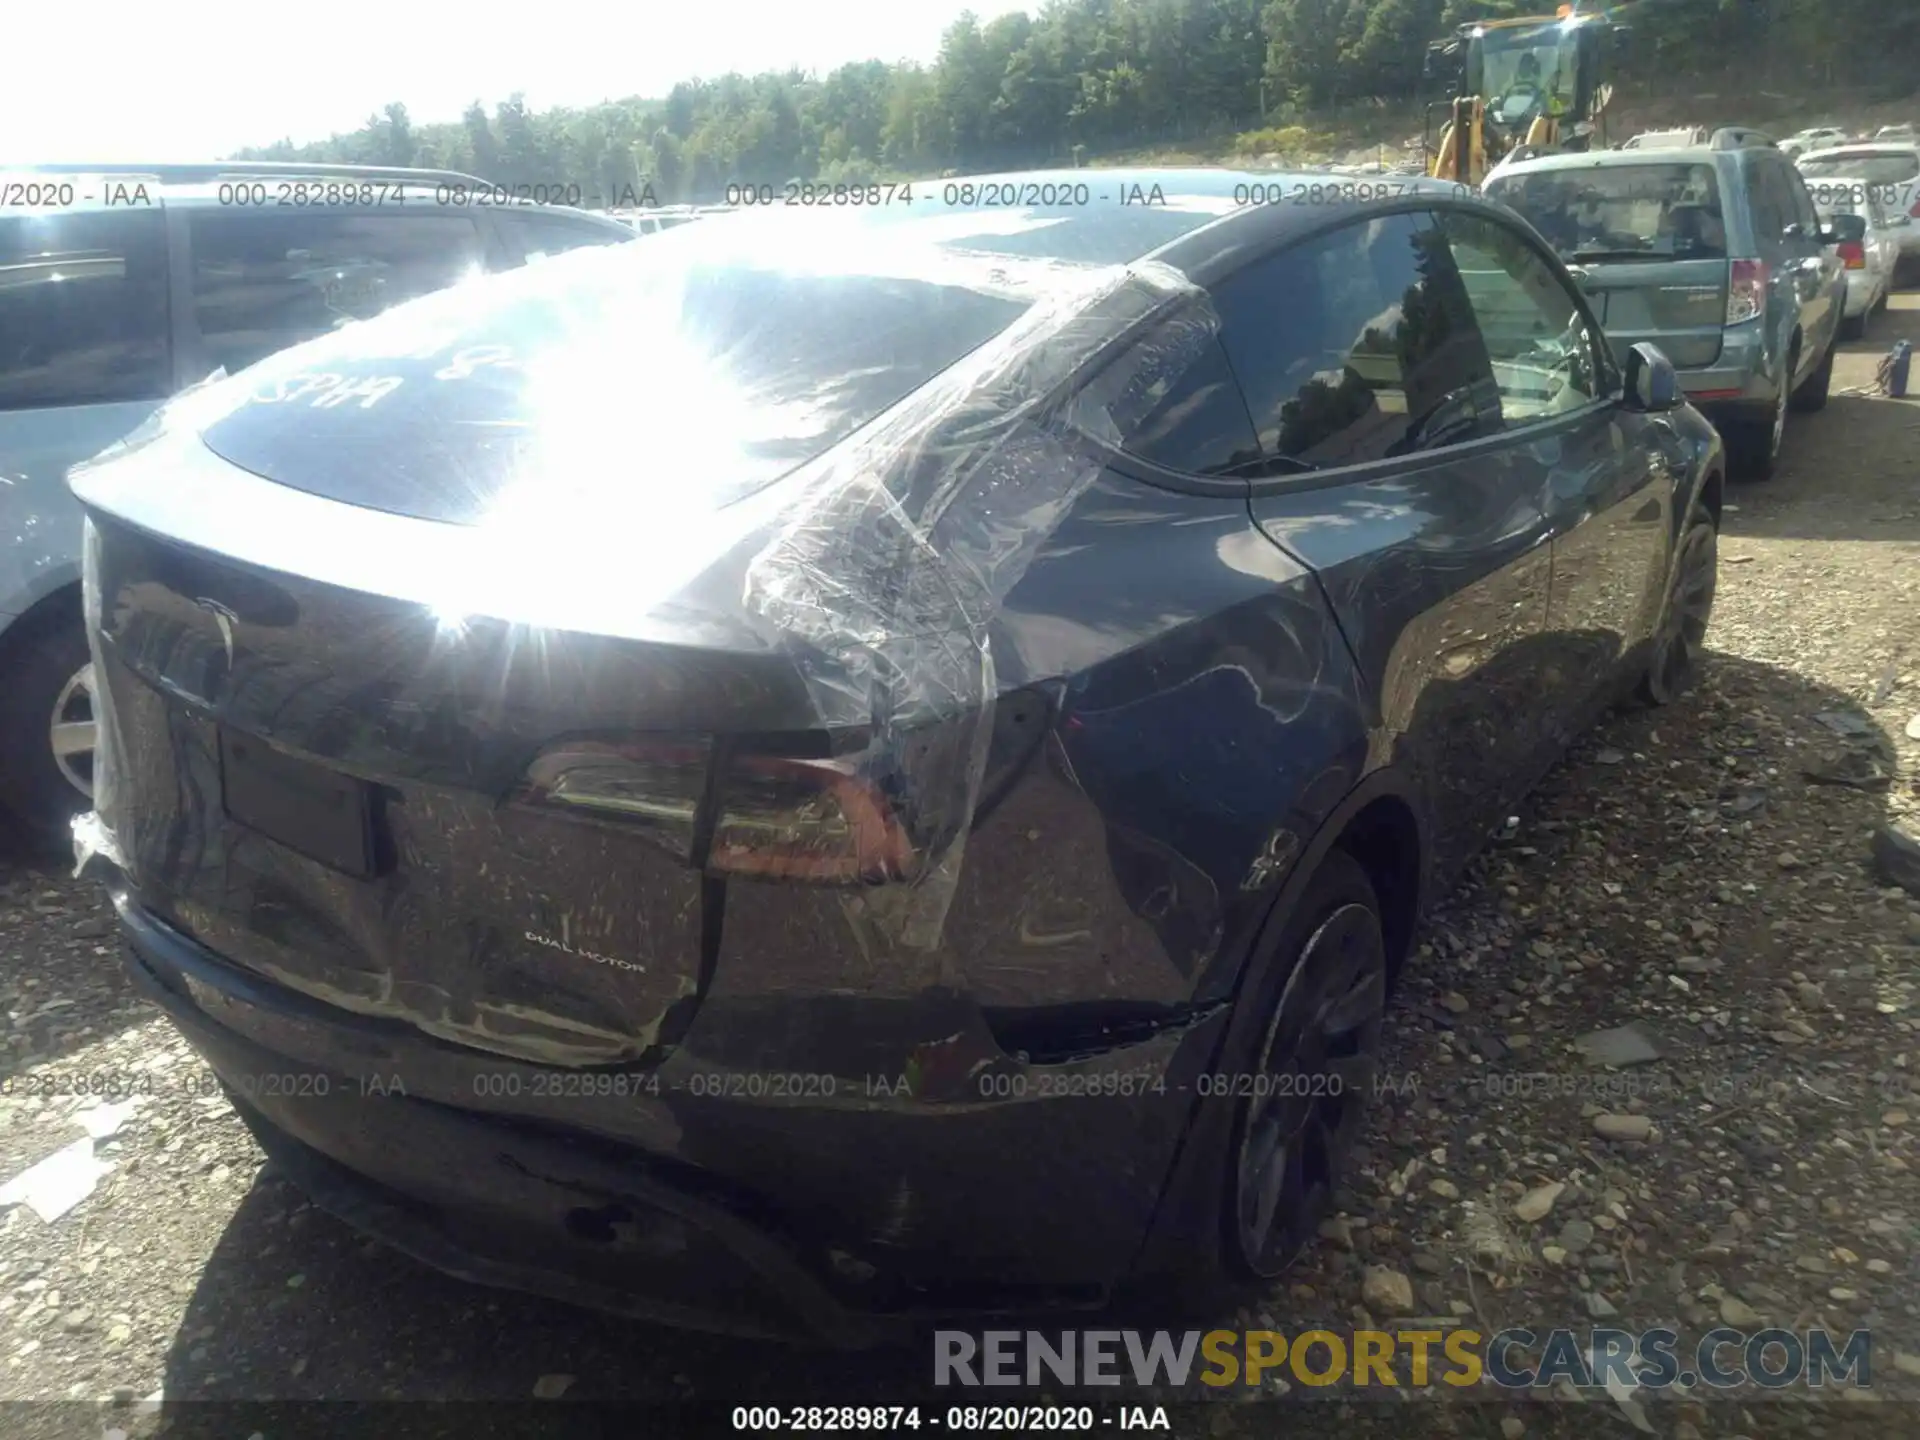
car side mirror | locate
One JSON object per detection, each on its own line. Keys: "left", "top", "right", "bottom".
{"left": 1622, "top": 342, "right": 1681, "bottom": 413}
{"left": 1822, "top": 212, "right": 1867, "bottom": 244}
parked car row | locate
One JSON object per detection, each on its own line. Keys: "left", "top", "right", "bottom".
{"left": 1615, "top": 125, "right": 1920, "bottom": 332}
{"left": 0, "top": 162, "right": 638, "bottom": 844}
{"left": 1780, "top": 122, "right": 1917, "bottom": 158}
{"left": 1486, "top": 126, "right": 1859, "bottom": 482}
{"left": 1795, "top": 139, "right": 1920, "bottom": 267}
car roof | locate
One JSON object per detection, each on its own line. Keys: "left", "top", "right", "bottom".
{"left": 1801, "top": 143, "right": 1920, "bottom": 160}
{"left": 143, "top": 185, "right": 634, "bottom": 226}
{"left": 6, "top": 162, "right": 1471, "bottom": 261}
{"left": 649, "top": 166, "right": 1471, "bottom": 275}
{"left": 2, "top": 159, "right": 492, "bottom": 187}
{"left": 1491, "top": 147, "right": 1735, "bottom": 176}
{"left": 0, "top": 166, "right": 635, "bottom": 228}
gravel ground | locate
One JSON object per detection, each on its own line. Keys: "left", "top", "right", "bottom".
{"left": 2, "top": 298, "right": 1919, "bottom": 1440}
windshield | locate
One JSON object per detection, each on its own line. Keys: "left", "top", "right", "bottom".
{"left": 1800, "top": 152, "right": 1920, "bottom": 183}
{"left": 1489, "top": 163, "right": 1727, "bottom": 260}
{"left": 188, "top": 189, "right": 1239, "bottom": 525}
{"left": 1472, "top": 24, "right": 1582, "bottom": 126}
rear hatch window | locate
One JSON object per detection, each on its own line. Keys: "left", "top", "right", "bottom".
{"left": 193, "top": 196, "right": 1231, "bottom": 527}
{"left": 1489, "top": 163, "right": 1729, "bottom": 369}
{"left": 1487, "top": 163, "right": 1728, "bottom": 262}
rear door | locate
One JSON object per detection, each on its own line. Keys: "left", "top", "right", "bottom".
{"left": 1740, "top": 156, "right": 1811, "bottom": 390}
{"left": 176, "top": 205, "right": 488, "bottom": 378}
{"left": 1867, "top": 195, "right": 1904, "bottom": 287}
{"left": 1437, "top": 206, "right": 1669, "bottom": 730}
{"left": 0, "top": 193, "right": 174, "bottom": 617}
{"left": 1234, "top": 208, "right": 1563, "bottom": 879}
{"left": 1782, "top": 163, "right": 1843, "bottom": 355}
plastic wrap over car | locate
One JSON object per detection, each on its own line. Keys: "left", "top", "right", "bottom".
{"left": 737, "top": 258, "right": 1214, "bottom": 948}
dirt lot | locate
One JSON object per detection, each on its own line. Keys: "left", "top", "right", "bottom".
{"left": 2, "top": 299, "right": 1919, "bottom": 1440}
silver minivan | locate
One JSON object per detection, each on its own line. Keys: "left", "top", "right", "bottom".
{"left": 1486, "top": 130, "right": 1854, "bottom": 481}
{"left": 0, "top": 162, "right": 635, "bottom": 843}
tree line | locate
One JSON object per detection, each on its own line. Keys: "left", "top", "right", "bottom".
{"left": 232, "top": 0, "right": 1916, "bottom": 204}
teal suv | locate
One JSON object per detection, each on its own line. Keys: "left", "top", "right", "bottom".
{"left": 1488, "top": 127, "right": 1857, "bottom": 480}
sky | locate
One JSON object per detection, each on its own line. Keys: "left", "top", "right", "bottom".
{"left": 4, "top": 0, "right": 1032, "bottom": 163}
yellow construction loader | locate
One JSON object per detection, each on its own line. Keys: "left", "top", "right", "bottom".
{"left": 1425, "top": 6, "right": 1628, "bottom": 186}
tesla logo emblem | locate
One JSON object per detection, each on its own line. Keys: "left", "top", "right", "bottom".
{"left": 194, "top": 598, "right": 238, "bottom": 669}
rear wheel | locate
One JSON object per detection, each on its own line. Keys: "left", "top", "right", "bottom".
{"left": 1637, "top": 498, "right": 1719, "bottom": 707}
{"left": 1224, "top": 849, "right": 1388, "bottom": 1279}
{"left": 1841, "top": 308, "right": 1867, "bottom": 342}
{"left": 0, "top": 608, "right": 96, "bottom": 851}
{"left": 1729, "top": 353, "right": 1792, "bottom": 481}
{"left": 1791, "top": 330, "right": 1835, "bottom": 412}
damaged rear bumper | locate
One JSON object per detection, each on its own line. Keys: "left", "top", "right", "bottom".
{"left": 117, "top": 890, "right": 901, "bottom": 1345}
{"left": 107, "top": 868, "right": 1234, "bottom": 1346}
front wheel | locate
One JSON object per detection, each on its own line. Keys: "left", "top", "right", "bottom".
{"left": 1637, "top": 499, "right": 1719, "bottom": 706}
{"left": 0, "top": 609, "right": 97, "bottom": 850}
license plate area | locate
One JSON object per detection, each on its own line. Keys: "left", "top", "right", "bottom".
{"left": 219, "top": 728, "right": 378, "bottom": 879}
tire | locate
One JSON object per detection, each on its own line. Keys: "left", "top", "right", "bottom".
{"left": 0, "top": 606, "right": 96, "bottom": 852}
{"left": 1791, "top": 330, "right": 1835, "bottom": 413}
{"left": 1637, "top": 497, "right": 1718, "bottom": 707}
{"left": 1728, "top": 352, "right": 1791, "bottom": 481}
{"left": 1213, "top": 848, "right": 1389, "bottom": 1282}
{"left": 1841, "top": 309, "right": 1867, "bottom": 342}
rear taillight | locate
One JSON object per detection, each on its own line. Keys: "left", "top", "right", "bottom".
{"left": 1909, "top": 197, "right": 1920, "bottom": 219}
{"left": 1726, "top": 258, "right": 1768, "bottom": 325}
{"left": 521, "top": 738, "right": 918, "bottom": 884}
{"left": 1838, "top": 240, "right": 1867, "bottom": 269}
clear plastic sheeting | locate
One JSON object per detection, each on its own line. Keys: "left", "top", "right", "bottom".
{"left": 741, "top": 259, "right": 1216, "bottom": 950}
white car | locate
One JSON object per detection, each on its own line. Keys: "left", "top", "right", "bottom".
{"left": 1621, "top": 127, "right": 1709, "bottom": 149}
{"left": 1798, "top": 144, "right": 1920, "bottom": 260}
{"left": 1874, "top": 123, "right": 1918, "bottom": 143}
{"left": 1814, "top": 190, "right": 1907, "bottom": 337}
{"left": 1791, "top": 127, "right": 1852, "bottom": 150}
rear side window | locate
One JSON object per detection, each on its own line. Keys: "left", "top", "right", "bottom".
{"left": 0, "top": 209, "right": 170, "bottom": 412}
{"left": 1212, "top": 210, "right": 1497, "bottom": 468}
{"left": 1488, "top": 163, "right": 1726, "bottom": 260}
{"left": 1743, "top": 160, "right": 1796, "bottom": 243}
{"left": 1067, "top": 308, "right": 1261, "bottom": 476}
{"left": 496, "top": 211, "right": 631, "bottom": 265}
{"left": 187, "top": 211, "right": 485, "bottom": 373}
